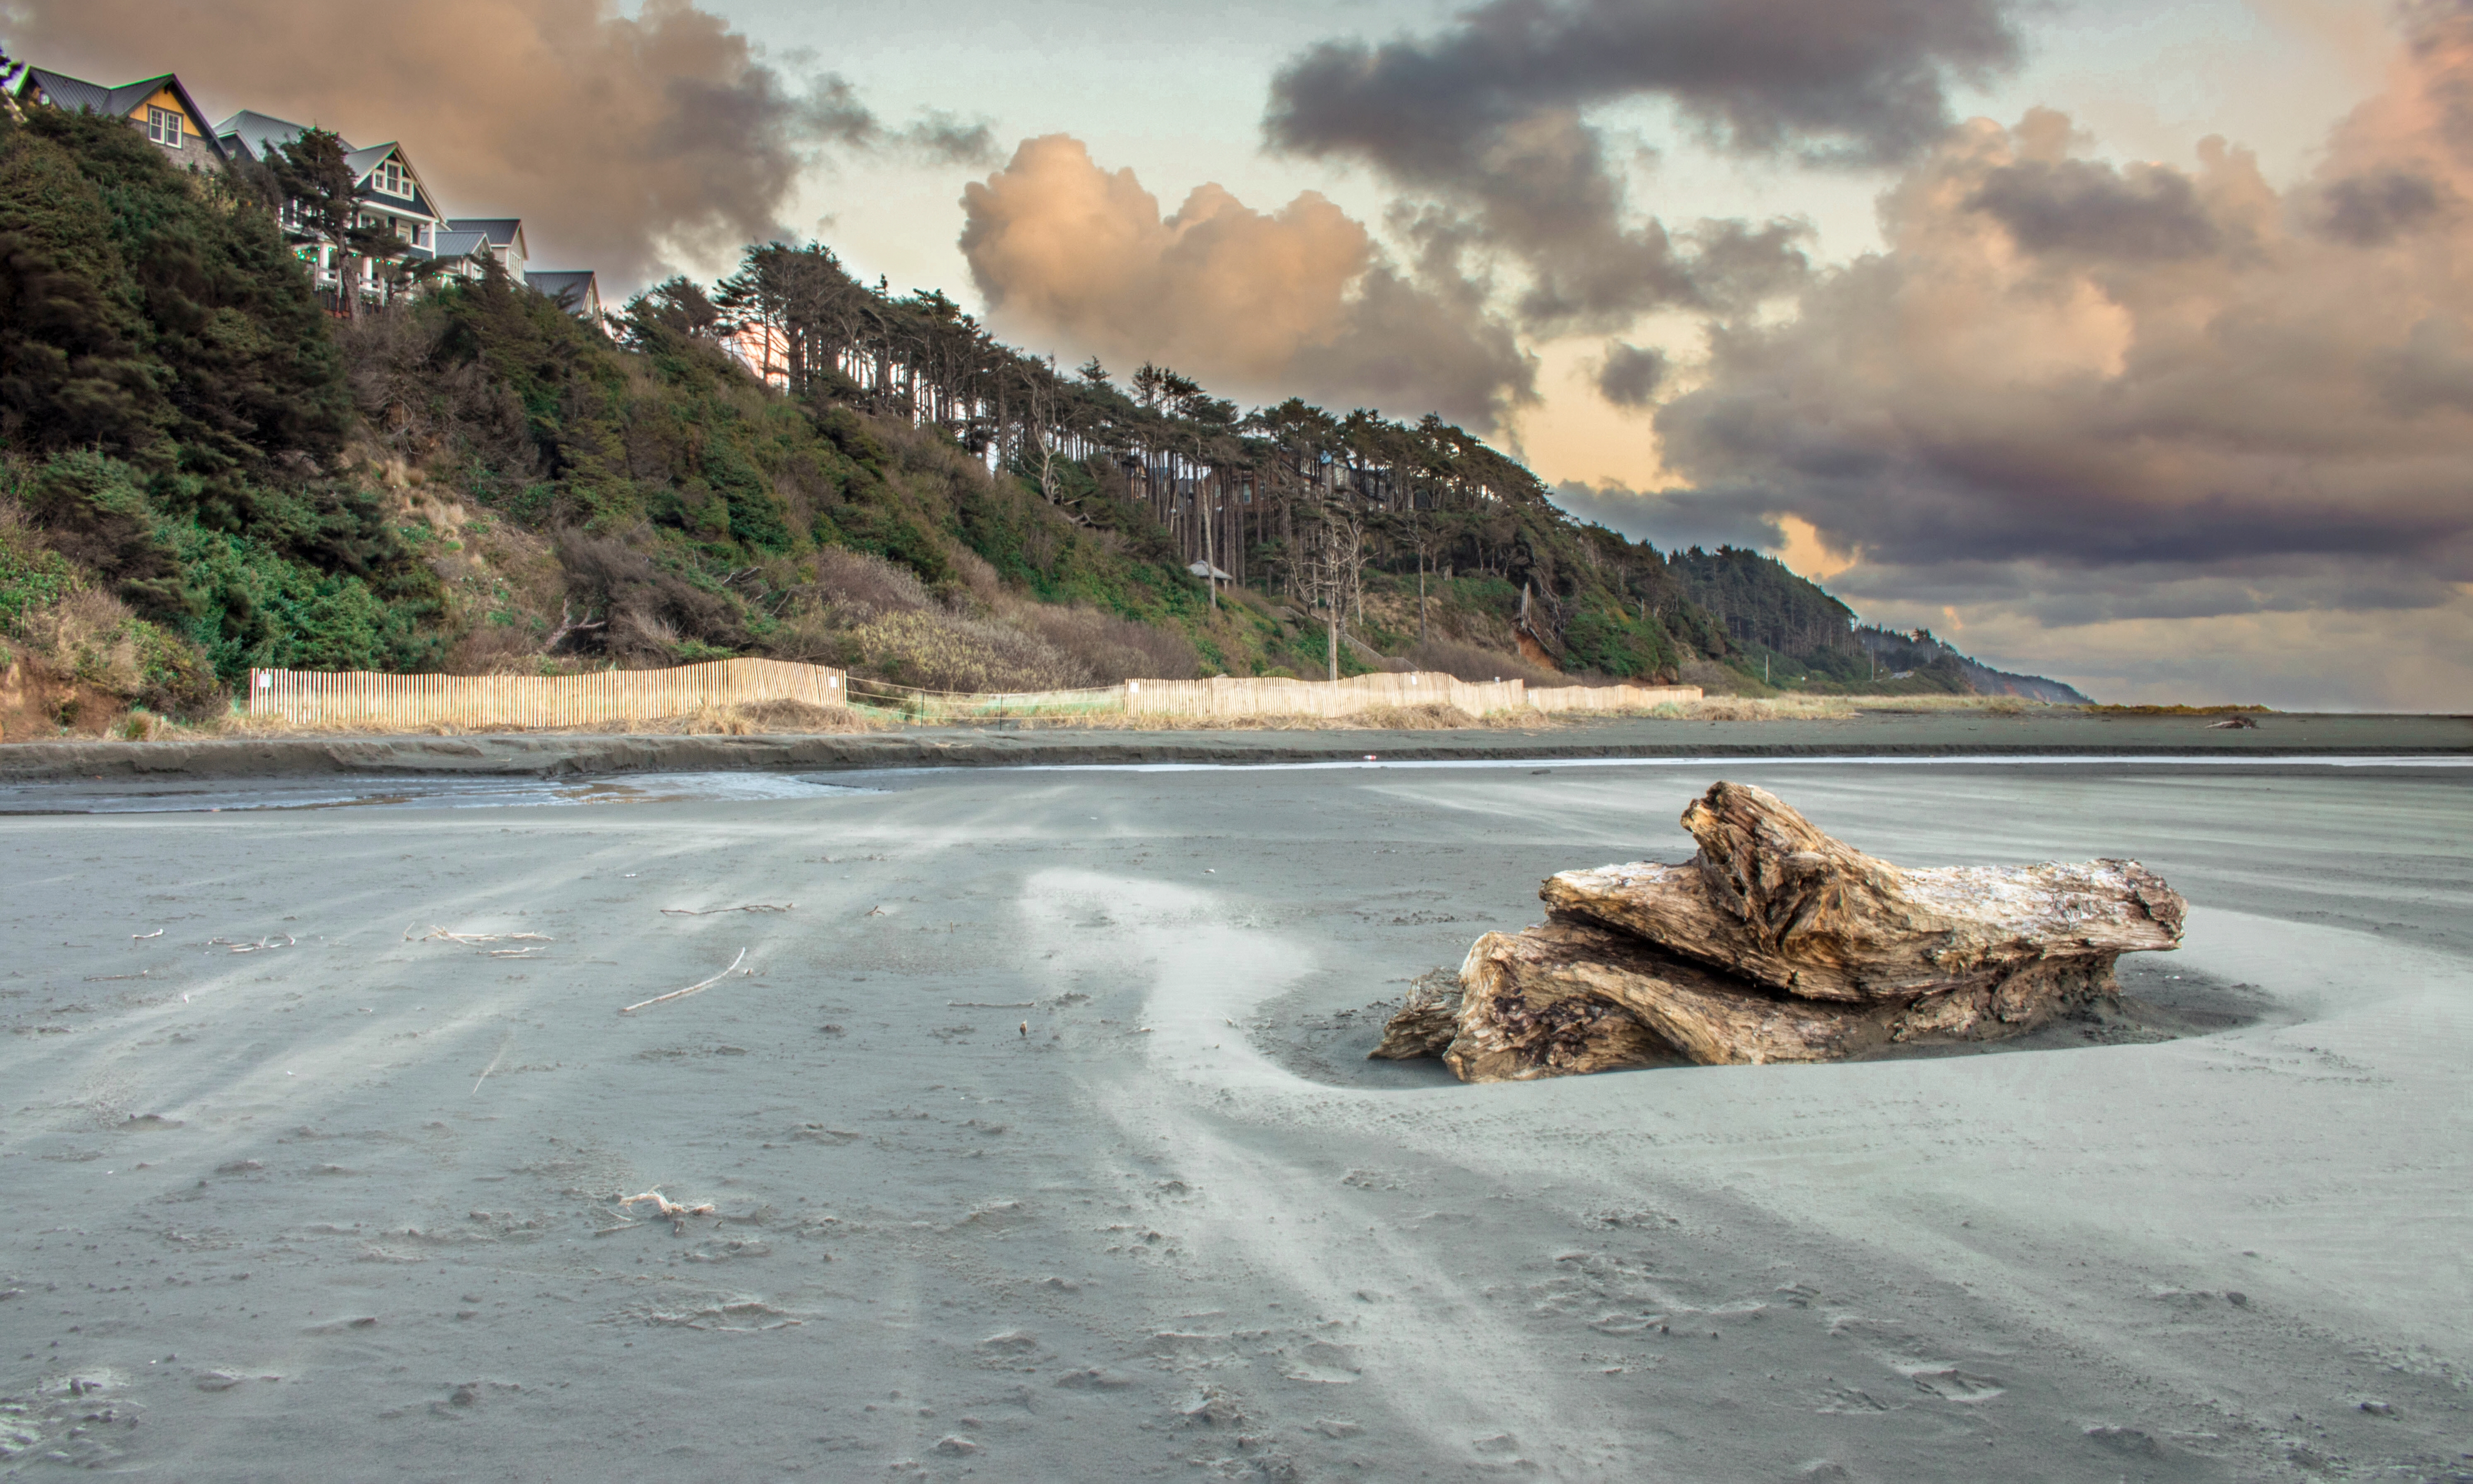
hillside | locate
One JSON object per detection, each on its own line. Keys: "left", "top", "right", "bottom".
{"left": 0, "top": 104, "right": 2081, "bottom": 732}
{"left": 1663, "top": 547, "right": 2090, "bottom": 703}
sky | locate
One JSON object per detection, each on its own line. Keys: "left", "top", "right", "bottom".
{"left": 5, "top": 0, "right": 2467, "bottom": 710}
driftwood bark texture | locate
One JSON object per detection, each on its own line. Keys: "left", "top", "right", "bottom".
{"left": 1376, "top": 782, "right": 2187, "bottom": 1082}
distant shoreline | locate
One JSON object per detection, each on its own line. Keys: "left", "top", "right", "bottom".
{"left": 2, "top": 711, "right": 2465, "bottom": 784}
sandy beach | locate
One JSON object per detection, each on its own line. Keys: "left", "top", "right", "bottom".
{"left": 1, "top": 752, "right": 2467, "bottom": 1479}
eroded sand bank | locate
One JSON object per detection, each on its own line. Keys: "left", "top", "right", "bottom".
{"left": 1, "top": 761, "right": 2465, "bottom": 1479}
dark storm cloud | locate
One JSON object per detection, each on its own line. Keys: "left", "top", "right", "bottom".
{"left": 1265, "top": 0, "right": 2023, "bottom": 172}
{"left": 1263, "top": 0, "right": 2020, "bottom": 331}
{"left": 1644, "top": 4, "right": 2473, "bottom": 636}
{"left": 793, "top": 79, "right": 999, "bottom": 167}
{"left": 1547, "top": 480, "right": 1780, "bottom": 552}
{"left": 2317, "top": 167, "right": 2453, "bottom": 245}
{"left": 1596, "top": 341, "right": 1669, "bottom": 406}
{"left": 1967, "top": 159, "right": 2224, "bottom": 260}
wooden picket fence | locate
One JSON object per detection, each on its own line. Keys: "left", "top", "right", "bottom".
{"left": 245, "top": 658, "right": 846, "bottom": 730}
{"left": 245, "top": 659, "right": 1699, "bottom": 730}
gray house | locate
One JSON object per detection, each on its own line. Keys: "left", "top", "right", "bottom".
{"left": 214, "top": 111, "right": 452, "bottom": 306}
{"left": 524, "top": 270, "right": 602, "bottom": 320}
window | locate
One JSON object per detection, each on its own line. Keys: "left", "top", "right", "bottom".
{"left": 379, "top": 161, "right": 404, "bottom": 196}
{"left": 147, "top": 107, "right": 184, "bottom": 148}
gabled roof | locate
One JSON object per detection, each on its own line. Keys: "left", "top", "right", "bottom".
{"left": 525, "top": 269, "right": 598, "bottom": 309}
{"left": 346, "top": 142, "right": 443, "bottom": 222}
{"left": 214, "top": 109, "right": 329, "bottom": 165}
{"left": 449, "top": 218, "right": 525, "bottom": 251}
{"left": 223, "top": 118, "right": 443, "bottom": 221}
{"left": 17, "top": 66, "right": 230, "bottom": 165}
{"left": 428, "top": 229, "right": 493, "bottom": 260}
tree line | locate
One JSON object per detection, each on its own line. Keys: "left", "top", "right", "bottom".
{"left": 629, "top": 243, "right": 1726, "bottom": 679}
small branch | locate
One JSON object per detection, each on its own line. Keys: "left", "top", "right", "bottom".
{"left": 659, "top": 904, "right": 793, "bottom": 916}
{"left": 543, "top": 599, "right": 607, "bottom": 653}
{"left": 618, "top": 948, "right": 748, "bottom": 1014}
{"left": 617, "top": 1190, "right": 715, "bottom": 1219}
{"left": 617, "top": 1188, "right": 716, "bottom": 1234}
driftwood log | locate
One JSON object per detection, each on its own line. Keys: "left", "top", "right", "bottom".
{"left": 1375, "top": 782, "right": 2187, "bottom": 1081}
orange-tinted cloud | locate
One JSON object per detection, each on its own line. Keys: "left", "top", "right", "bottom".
{"left": 1577, "top": 5, "right": 2473, "bottom": 705}
{"left": 958, "top": 135, "right": 1533, "bottom": 431}
{"left": 2, "top": 0, "right": 983, "bottom": 284}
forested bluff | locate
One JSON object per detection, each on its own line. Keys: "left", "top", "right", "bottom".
{"left": 0, "top": 104, "right": 2084, "bottom": 735}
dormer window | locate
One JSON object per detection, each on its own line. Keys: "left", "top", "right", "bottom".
{"left": 147, "top": 107, "right": 184, "bottom": 148}
{"left": 378, "top": 160, "right": 405, "bottom": 196}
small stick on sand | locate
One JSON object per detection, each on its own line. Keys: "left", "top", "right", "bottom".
{"left": 487, "top": 948, "right": 542, "bottom": 958}
{"left": 660, "top": 904, "right": 794, "bottom": 916}
{"left": 132, "top": 929, "right": 163, "bottom": 940}
{"left": 422, "top": 928, "right": 555, "bottom": 946}
{"left": 618, "top": 1190, "right": 715, "bottom": 1218}
{"left": 618, "top": 949, "right": 748, "bottom": 1014}
{"left": 617, "top": 1189, "right": 716, "bottom": 1234}
{"left": 950, "top": 1001, "right": 1036, "bottom": 1008}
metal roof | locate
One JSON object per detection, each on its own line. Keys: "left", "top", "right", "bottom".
{"left": 428, "top": 230, "right": 492, "bottom": 260}
{"left": 449, "top": 218, "right": 524, "bottom": 248}
{"left": 213, "top": 109, "right": 328, "bottom": 164}
{"left": 17, "top": 66, "right": 230, "bottom": 164}
{"left": 524, "top": 270, "right": 599, "bottom": 309}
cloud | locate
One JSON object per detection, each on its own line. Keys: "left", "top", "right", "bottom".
{"left": 957, "top": 134, "right": 1534, "bottom": 431}
{"left": 1549, "top": 478, "right": 1778, "bottom": 551}
{"left": 2316, "top": 165, "right": 2454, "bottom": 244}
{"left": 1595, "top": 342, "right": 1669, "bottom": 406}
{"left": 1965, "top": 157, "right": 2226, "bottom": 260}
{"left": 1614, "top": 5, "right": 2473, "bottom": 704}
{"left": 1265, "top": 0, "right": 2020, "bottom": 332}
{"left": 1, "top": 0, "right": 991, "bottom": 285}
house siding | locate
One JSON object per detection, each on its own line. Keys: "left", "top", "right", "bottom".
{"left": 134, "top": 85, "right": 206, "bottom": 167}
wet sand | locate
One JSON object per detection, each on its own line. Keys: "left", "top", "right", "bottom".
{"left": 1, "top": 759, "right": 2467, "bottom": 1479}
{"left": 2, "top": 708, "right": 2468, "bottom": 788}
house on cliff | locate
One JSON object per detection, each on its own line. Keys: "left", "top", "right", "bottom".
{"left": 6, "top": 60, "right": 603, "bottom": 321}
{"left": 215, "top": 110, "right": 450, "bottom": 303}
{"left": 426, "top": 222, "right": 601, "bottom": 319}
{"left": 442, "top": 218, "right": 530, "bottom": 280}
{"left": 524, "top": 269, "right": 601, "bottom": 319}
{"left": 5, "top": 64, "right": 228, "bottom": 170}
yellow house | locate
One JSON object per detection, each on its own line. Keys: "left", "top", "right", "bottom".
{"left": 6, "top": 65, "right": 229, "bottom": 170}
